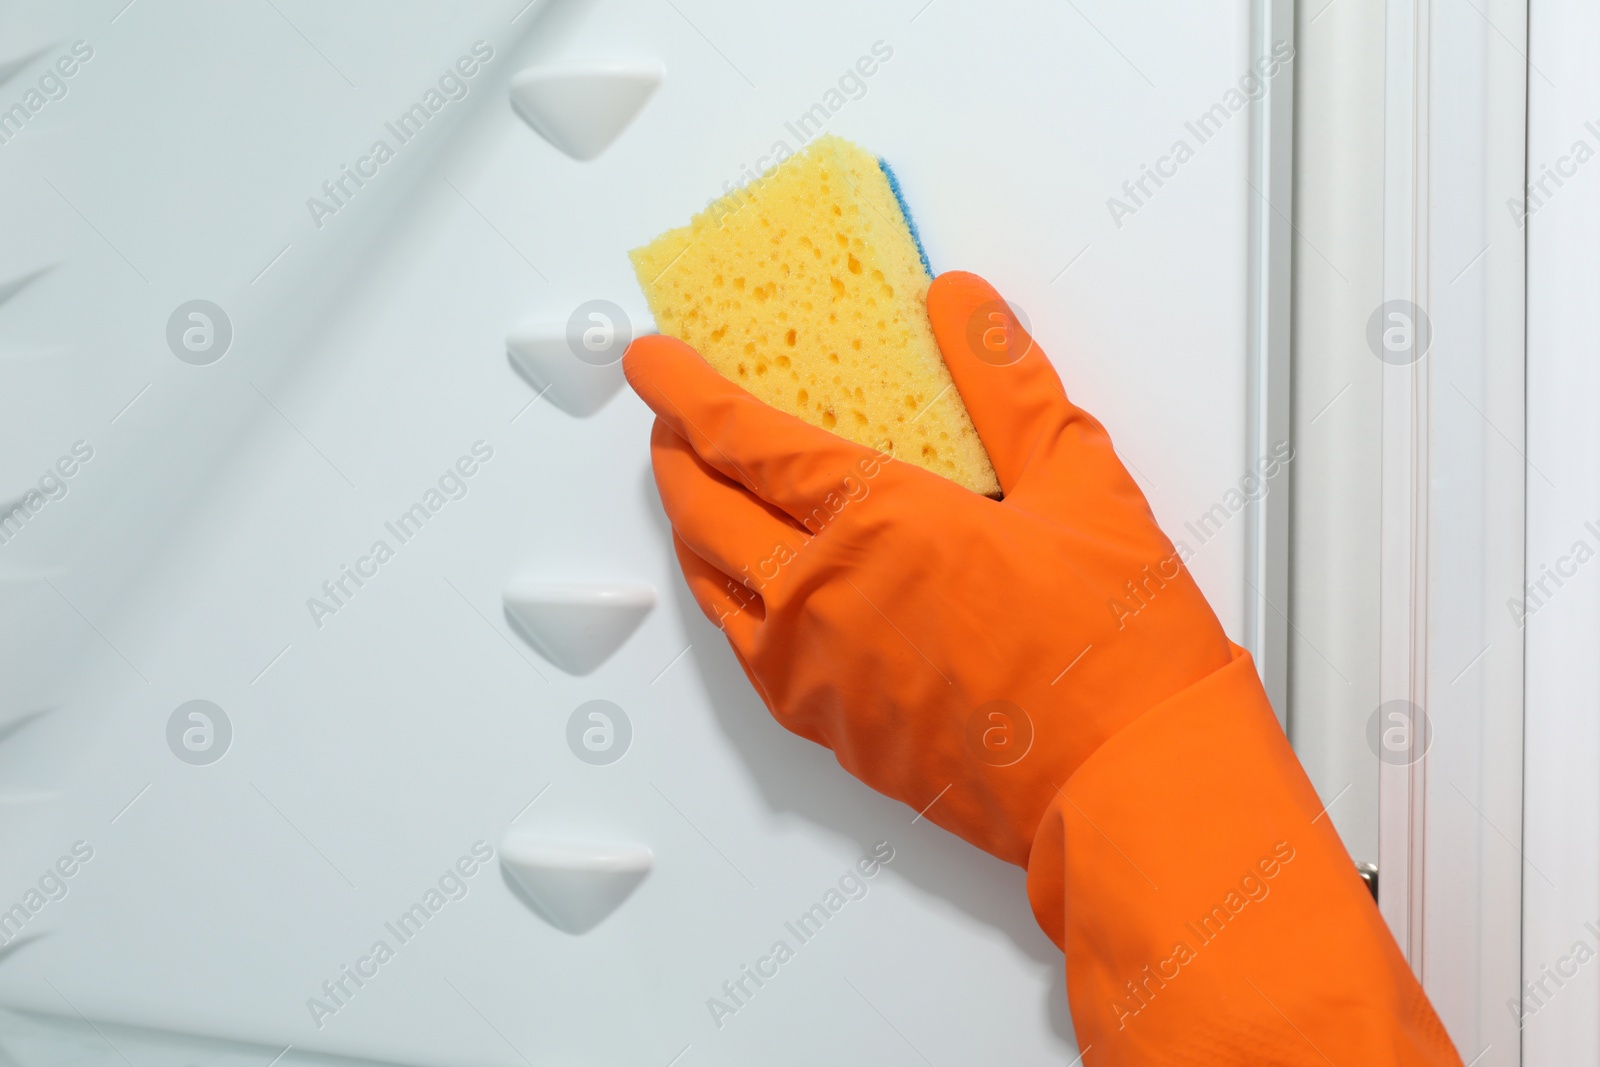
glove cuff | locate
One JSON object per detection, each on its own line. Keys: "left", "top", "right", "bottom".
{"left": 1023, "top": 645, "right": 1459, "bottom": 1062}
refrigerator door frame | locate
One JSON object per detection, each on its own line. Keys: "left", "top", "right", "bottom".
{"left": 1373, "top": 0, "right": 1527, "bottom": 1059}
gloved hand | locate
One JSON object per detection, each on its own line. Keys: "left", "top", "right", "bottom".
{"left": 623, "top": 270, "right": 1233, "bottom": 865}
{"left": 626, "top": 272, "right": 1465, "bottom": 1064}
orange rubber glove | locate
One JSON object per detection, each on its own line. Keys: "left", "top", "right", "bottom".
{"left": 624, "top": 271, "right": 1461, "bottom": 1064}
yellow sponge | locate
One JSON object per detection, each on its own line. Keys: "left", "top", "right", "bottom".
{"left": 629, "top": 134, "right": 1000, "bottom": 497}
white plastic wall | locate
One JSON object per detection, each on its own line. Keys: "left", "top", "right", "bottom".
{"left": 0, "top": 1, "right": 1279, "bottom": 1063}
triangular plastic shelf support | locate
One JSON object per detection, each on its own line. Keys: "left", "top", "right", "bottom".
{"left": 509, "top": 63, "right": 662, "bottom": 161}
{"left": 506, "top": 322, "right": 628, "bottom": 417}
{"left": 499, "top": 834, "right": 653, "bottom": 934}
{"left": 502, "top": 581, "right": 654, "bottom": 675}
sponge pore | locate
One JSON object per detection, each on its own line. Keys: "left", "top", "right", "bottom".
{"left": 629, "top": 134, "right": 1000, "bottom": 497}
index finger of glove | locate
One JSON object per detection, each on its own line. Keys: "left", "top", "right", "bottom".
{"left": 624, "top": 333, "right": 898, "bottom": 523}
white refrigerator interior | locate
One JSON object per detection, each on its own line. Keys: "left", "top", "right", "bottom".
{"left": 0, "top": 1, "right": 1272, "bottom": 1063}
